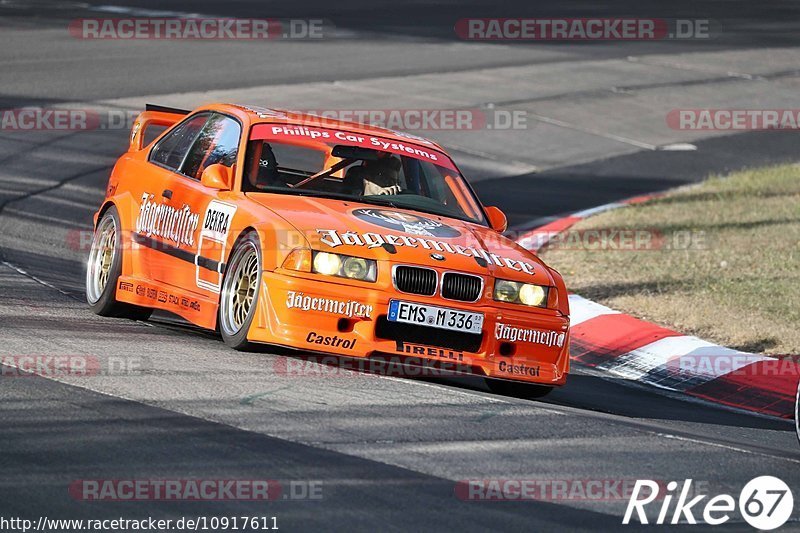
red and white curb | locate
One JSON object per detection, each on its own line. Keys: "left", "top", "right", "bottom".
{"left": 516, "top": 195, "right": 799, "bottom": 419}
{"left": 517, "top": 194, "right": 658, "bottom": 252}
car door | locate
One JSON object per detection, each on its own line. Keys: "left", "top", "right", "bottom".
{"left": 148, "top": 112, "right": 242, "bottom": 295}
{"left": 133, "top": 112, "right": 209, "bottom": 282}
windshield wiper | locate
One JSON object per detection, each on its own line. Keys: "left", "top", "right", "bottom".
{"left": 357, "top": 197, "right": 400, "bottom": 209}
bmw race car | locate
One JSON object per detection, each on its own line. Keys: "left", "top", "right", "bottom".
{"left": 86, "top": 103, "right": 570, "bottom": 396}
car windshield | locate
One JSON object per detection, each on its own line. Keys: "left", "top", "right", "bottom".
{"left": 242, "top": 123, "right": 487, "bottom": 225}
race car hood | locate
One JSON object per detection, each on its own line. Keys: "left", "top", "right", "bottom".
{"left": 248, "top": 193, "right": 555, "bottom": 286}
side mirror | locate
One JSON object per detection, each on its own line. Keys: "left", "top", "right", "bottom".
{"left": 485, "top": 206, "right": 507, "bottom": 233}
{"left": 201, "top": 164, "right": 232, "bottom": 190}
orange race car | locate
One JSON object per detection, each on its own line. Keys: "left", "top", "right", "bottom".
{"left": 86, "top": 103, "right": 570, "bottom": 396}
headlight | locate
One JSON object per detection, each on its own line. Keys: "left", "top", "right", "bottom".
{"left": 312, "top": 251, "right": 377, "bottom": 282}
{"left": 494, "top": 280, "right": 520, "bottom": 302}
{"left": 519, "top": 284, "right": 546, "bottom": 306}
{"left": 342, "top": 257, "right": 369, "bottom": 279}
{"left": 313, "top": 252, "right": 342, "bottom": 276}
{"left": 493, "top": 279, "right": 549, "bottom": 308}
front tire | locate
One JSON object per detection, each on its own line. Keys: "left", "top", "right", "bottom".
{"left": 486, "top": 378, "right": 553, "bottom": 399}
{"left": 218, "top": 232, "right": 262, "bottom": 350}
{"left": 86, "top": 205, "right": 152, "bottom": 321}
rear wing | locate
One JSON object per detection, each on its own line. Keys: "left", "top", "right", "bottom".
{"left": 128, "top": 103, "right": 191, "bottom": 151}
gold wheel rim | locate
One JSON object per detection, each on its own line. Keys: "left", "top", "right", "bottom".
{"left": 220, "top": 241, "right": 259, "bottom": 335}
{"left": 86, "top": 216, "right": 116, "bottom": 304}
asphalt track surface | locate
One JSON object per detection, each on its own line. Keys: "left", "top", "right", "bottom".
{"left": 1, "top": 1, "right": 799, "bottom": 531}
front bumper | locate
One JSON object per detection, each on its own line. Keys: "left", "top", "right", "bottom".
{"left": 248, "top": 270, "right": 570, "bottom": 386}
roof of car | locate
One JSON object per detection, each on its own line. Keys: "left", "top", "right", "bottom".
{"left": 218, "top": 103, "right": 447, "bottom": 153}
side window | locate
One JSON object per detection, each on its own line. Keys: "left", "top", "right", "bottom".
{"left": 244, "top": 141, "right": 327, "bottom": 190}
{"left": 416, "top": 160, "right": 458, "bottom": 208}
{"left": 149, "top": 113, "right": 209, "bottom": 171}
{"left": 271, "top": 142, "right": 326, "bottom": 174}
{"left": 181, "top": 114, "right": 241, "bottom": 180}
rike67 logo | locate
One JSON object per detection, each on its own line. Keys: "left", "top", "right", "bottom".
{"left": 624, "top": 477, "right": 794, "bottom": 529}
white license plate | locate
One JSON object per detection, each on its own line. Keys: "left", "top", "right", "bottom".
{"left": 388, "top": 300, "right": 483, "bottom": 334}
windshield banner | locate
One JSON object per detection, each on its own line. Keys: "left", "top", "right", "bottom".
{"left": 250, "top": 123, "right": 457, "bottom": 171}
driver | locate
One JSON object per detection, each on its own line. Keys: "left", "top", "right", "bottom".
{"left": 361, "top": 154, "right": 402, "bottom": 196}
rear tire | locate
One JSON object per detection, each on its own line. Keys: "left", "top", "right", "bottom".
{"left": 795, "top": 380, "right": 799, "bottom": 446}
{"left": 86, "top": 205, "right": 152, "bottom": 321}
{"left": 485, "top": 378, "right": 553, "bottom": 399}
{"left": 218, "top": 232, "right": 262, "bottom": 351}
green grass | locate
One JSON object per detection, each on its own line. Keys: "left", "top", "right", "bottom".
{"left": 540, "top": 164, "right": 800, "bottom": 354}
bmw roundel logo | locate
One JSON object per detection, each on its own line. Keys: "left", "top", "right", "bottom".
{"left": 430, "top": 253, "right": 446, "bottom": 261}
